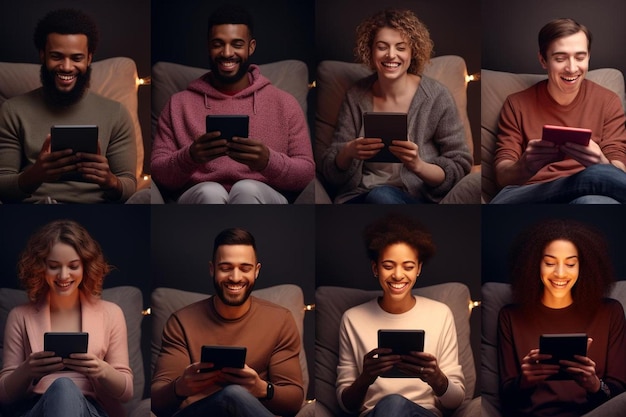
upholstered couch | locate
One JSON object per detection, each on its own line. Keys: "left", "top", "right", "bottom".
{"left": 481, "top": 281, "right": 626, "bottom": 416}
{"left": 150, "top": 284, "right": 314, "bottom": 417}
{"left": 0, "top": 286, "right": 150, "bottom": 417}
{"left": 150, "top": 60, "right": 315, "bottom": 204}
{"left": 315, "top": 283, "right": 481, "bottom": 417}
{"left": 480, "top": 68, "right": 626, "bottom": 202}
{"left": 314, "top": 56, "right": 481, "bottom": 204}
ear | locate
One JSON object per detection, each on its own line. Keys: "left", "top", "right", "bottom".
{"left": 39, "top": 50, "right": 45, "bottom": 63}
{"left": 86, "top": 52, "right": 93, "bottom": 67}
{"left": 254, "top": 262, "right": 261, "bottom": 279}
{"left": 416, "top": 262, "right": 423, "bottom": 277}
{"left": 538, "top": 52, "right": 547, "bottom": 70}
{"left": 208, "top": 261, "right": 215, "bottom": 278}
{"left": 371, "top": 261, "right": 378, "bottom": 277}
{"left": 248, "top": 39, "right": 256, "bottom": 56}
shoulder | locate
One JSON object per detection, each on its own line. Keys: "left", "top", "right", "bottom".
{"left": 415, "top": 295, "right": 452, "bottom": 313}
{"left": 600, "top": 297, "right": 625, "bottom": 315}
{"left": 6, "top": 302, "right": 36, "bottom": 318}
{"left": 583, "top": 79, "right": 622, "bottom": 102}
{"left": 171, "top": 297, "right": 211, "bottom": 319}
{"left": 83, "top": 91, "right": 124, "bottom": 110}
{"left": 250, "top": 296, "right": 295, "bottom": 320}
{"left": 341, "top": 298, "right": 378, "bottom": 322}
{"left": 419, "top": 75, "right": 452, "bottom": 97}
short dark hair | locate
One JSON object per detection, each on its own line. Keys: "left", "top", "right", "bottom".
{"left": 509, "top": 219, "right": 614, "bottom": 315}
{"left": 538, "top": 18, "right": 591, "bottom": 60}
{"left": 208, "top": 5, "right": 254, "bottom": 39}
{"left": 363, "top": 213, "right": 435, "bottom": 264}
{"left": 212, "top": 227, "right": 257, "bottom": 261}
{"left": 33, "top": 9, "right": 99, "bottom": 54}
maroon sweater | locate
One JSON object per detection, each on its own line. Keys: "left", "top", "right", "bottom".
{"left": 498, "top": 299, "right": 626, "bottom": 417}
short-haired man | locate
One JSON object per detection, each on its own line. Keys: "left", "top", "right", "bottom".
{"left": 0, "top": 9, "right": 137, "bottom": 203}
{"left": 491, "top": 18, "right": 626, "bottom": 204}
{"left": 151, "top": 5, "right": 314, "bottom": 204}
{"left": 151, "top": 228, "right": 304, "bottom": 416}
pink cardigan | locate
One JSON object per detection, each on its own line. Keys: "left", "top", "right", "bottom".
{"left": 0, "top": 292, "right": 133, "bottom": 417}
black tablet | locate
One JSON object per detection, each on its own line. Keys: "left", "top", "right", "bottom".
{"left": 50, "top": 125, "right": 99, "bottom": 154}
{"left": 540, "top": 333, "right": 587, "bottom": 380}
{"left": 44, "top": 332, "right": 89, "bottom": 359}
{"left": 200, "top": 345, "right": 247, "bottom": 372}
{"left": 363, "top": 112, "right": 408, "bottom": 163}
{"left": 205, "top": 115, "right": 249, "bottom": 141}
{"left": 541, "top": 125, "right": 591, "bottom": 147}
{"left": 378, "top": 329, "right": 425, "bottom": 378}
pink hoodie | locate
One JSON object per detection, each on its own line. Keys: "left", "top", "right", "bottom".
{"left": 151, "top": 65, "right": 314, "bottom": 195}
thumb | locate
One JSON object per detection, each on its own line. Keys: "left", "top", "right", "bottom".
{"left": 42, "top": 134, "right": 52, "bottom": 153}
{"left": 587, "top": 337, "right": 593, "bottom": 352}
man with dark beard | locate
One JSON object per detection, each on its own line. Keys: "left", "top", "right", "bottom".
{"left": 151, "top": 227, "right": 304, "bottom": 417}
{"left": 0, "top": 9, "right": 136, "bottom": 203}
{"left": 151, "top": 5, "right": 314, "bottom": 204}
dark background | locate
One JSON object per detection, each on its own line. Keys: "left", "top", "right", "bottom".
{"left": 482, "top": 205, "right": 626, "bottom": 284}
{"left": 0, "top": 0, "right": 152, "bottom": 174}
{"left": 316, "top": 204, "right": 482, "bottom": 396}
{"left": 0, "top": 205, "right": 152, "bottom": 398}
{"left": 482, "top": 0, "right": 626, "bottom": 76}
{"left": 151, "top": 205, "right": 316, "bottom": 399}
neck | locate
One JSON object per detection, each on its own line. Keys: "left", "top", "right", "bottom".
{"left": 378, "top": 294, "right": 416, "bottom": 314}
{"left": 374, "top": 73, "right": 415, "bottom": 100}
{"left": 213, "top": 296, "right": 251, "bottom": 320}
{"left": 49, "top": 291, "right": 81, "bottom": 312}
{"left": 211, "top": 73, "right": 251, "bottom": 94}
{"left": 541, "top": 294, "right": 574, "bottom": 309}
{"left": 546, "top": 83, "right": 580, "bottom": 106}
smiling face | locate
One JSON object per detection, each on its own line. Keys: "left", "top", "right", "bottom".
{"left": 373, "top": 242, "right": 422, "bottom": 313}
{"left": 210, "top": 244, "right": 260, "bottom": 310}
{"left": 45, "top": 242, "right": 83, "bottom": 301}
{"left": 208, "top": 24, "right": 256, "bottom": 90}
{"left": 40, "top": 33, "right": 92, "bottom": 93}
{"left": 371, "top": 27, "right": 412, "bottom": 81}
{"left": 539, "top": 31, "right": 589, "bottom": 105}
{"left": 540, "top": 239, "right": 579, "bottom": 308}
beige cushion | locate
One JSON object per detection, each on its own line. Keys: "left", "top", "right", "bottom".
{"left": 0, "top": 286, "right": 146, "bottom": 415}
{"left": 150, "top": 284, "right": 309, "bottom": 397}
{"left": 315, "top": 56, "right": 474, "bottom": 166}
{"left": 480, "top": 68, "right": 626, "bottom": 202}
{"left": 0, "top": 57, "right": 144, "bottom": 179}
{"left": 151, "top": 60, "right": 309, "bottom": 138}
{"left": 481, "top": 281, "right": 626, "bottom": 417}
{"left": 315, "top": 283, "right": 476, "bottom": 417}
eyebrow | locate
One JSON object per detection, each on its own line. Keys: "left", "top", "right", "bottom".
{"left": 217, "top": 262, "right": 255, "bottom": 267}
{"left": 543, "top": 254, "right": 578, "bottom": 260}
{"left": 550, "top": 51, "right": 587, "bottom": 57}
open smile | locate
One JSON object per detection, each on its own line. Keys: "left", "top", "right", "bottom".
{"left": 548, "top": 279, "right": 570, "bottom": 289}
{"left": 560, "top": 74, "right": 580, "bottom": 83}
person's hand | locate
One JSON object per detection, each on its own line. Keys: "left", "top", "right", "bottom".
{"left": 173, "top": 362, "right": 224, "bottom": 398}
{"left": 345, "top": 137, "right": 385, "bottom": 161}
{"left": 220, "top": 365, "right": 267, "bottom": 398}
{"left": 63, "top": 352, "right": 112, "bottom": 379}
{"left": 226, "top": 137, "right": 270, "bottom": 171}
{"left": 22, "top": 351, "right": 64, "bottom": 380}
{"left": 357, "top": 348, "right": 401, "bottom": 386}
{"left": 560, "top": 338, "right": 601, "bottom": 393}
{"left": 389, "top": 140, "right": 421, "bottom": 171}
{"left": 519, "top": 348, "right": 560, "bottom": 389}
{"left": 76, "top": 143, "right": 120, "bottom": 192}
{"left": 560, "top": 140, "right": 609, "bottom": 167}
{"left": 396, "top": 351, "right": 448, "bottom": 395}
{"left": 18, "top": 135, "right": 78, "bottom": 192}
{"left": 189, "top": 131, "right": 228, "bottom": 164}
{"left": 519, "top": 139, "right": 563, "bottom": 175}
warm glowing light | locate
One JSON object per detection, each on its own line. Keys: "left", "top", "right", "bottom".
{"left": 136, "top": 76, "right": 151, "bottom": 86}
{"left": 304, "top": 304, "right": 316, "bottom": 311}
{"left": 465, "top": 72, "right": 481, "bottom": 83}
{"left": 469, "top": 300, "right": 481, "bottom": 312}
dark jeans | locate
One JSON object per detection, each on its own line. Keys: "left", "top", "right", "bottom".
{"left": 173, "top": 385, "right": 274, "bottom": 417}
{"left": 346, "top": 185, "right": 423, "bottom": 204}
{"left": 366, "top": 394, "right": 438, "bottom": 417}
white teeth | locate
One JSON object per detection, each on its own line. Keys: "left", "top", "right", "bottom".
{"left": 226, "top": 283, "right": 244, "bottom": 290}
{"left": 56, "top": 281, "right": 72, "bottom": 288}
{"left": 382, "top": 62, "right": 401, "bottom": 68}
{"left": 57, "top": 73, "right": 76, "bottom": 81}
{"left": 389, "top": 282, "right": 407, "bottom": 289}
{"left": 551, "top": 280, "right": 568, "bottom": 288}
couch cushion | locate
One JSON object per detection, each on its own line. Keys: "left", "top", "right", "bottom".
{"left": 0, "top": 286, "right": 145, "bottom": 413}
{"left": 480, "top": 68, "right": 626, "bottom": 202}
{"left": 315, "top": 56, "right": 473, "bottom": 166}
{"left": 150, "top": 284, "right": 309, "bottom": 397}
{"left": 315, "top": 282, "right": 476, "bottom": 416}
{"left": 0, "top": 58, "right": 144, "bottom": 179}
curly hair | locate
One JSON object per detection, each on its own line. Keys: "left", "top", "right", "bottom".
{"left": 17, "top": 220, "right": 110, "bottom": 303}
{"left": 354, "top": 8, "right": 433, "bottom": 75}
{"left": 33, "top": 9, "right": 99, "bottom": 54}
{"left": 364, "top": 213, "right": 435, "bottom": 264}
{"left": 509, "top": 219, "right": 614, "bottom": 315}
{"left": 208, "top": 5, "right": 254, "bottom": 39}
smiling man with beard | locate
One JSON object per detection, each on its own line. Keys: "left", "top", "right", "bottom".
{"left": 151, "top": 5, "right": 314, "bottom": 204}
{"left": 0, "top": 9, "right": 136, "bottom": 203}
{"left": 152, "top": 227, "right": 304, "bottom": 417}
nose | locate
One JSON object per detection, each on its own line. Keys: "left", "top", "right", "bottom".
{"left": 566, "top": 57, "right": 578, "bottom": 73}
{"left": 59, "top": 57, "right": 72, "bottom": 72}
{"left": 60, "top": 266, "right": 71, "bottom": 279}
{"left": 554, "top": 263, "right": 566, "bottom": 278}
{"left": 222, "top": 44, "right": 234, "bottom": 57}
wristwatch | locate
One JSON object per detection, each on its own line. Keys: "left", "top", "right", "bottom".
{"left": 265, "top": 380, "right": 274, "bottom": 400}
{"left": 598, "top": 379, "right": 611, "bottom": 398}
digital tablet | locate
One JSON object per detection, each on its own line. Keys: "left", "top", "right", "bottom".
{"left": 200, "top": 345, "right": 247, "bottom": 372}
{"left": 540, "top": 333, "right": 587, "bottom": 380}
{"left": 541, "top": 125, "right": 591, "bottom": 147}
{"left": 206, "top": 115, "right": 249, "bottom": 141}
{"left": 378, "top": 329, "right": 425, "bottom": 378}
{"left": 363, "top": 112, "right": 408, "bottom": 163}
{"left": 50, "top": 125, "right": 99, "bottom": 154}
{"left": 44, "top": 332, "right": 89, "bottom": 359}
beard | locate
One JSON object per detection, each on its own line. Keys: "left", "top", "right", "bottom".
{"left": 213, "top": 278, "right": 255, "bottom": 307}
{"left": 209, "top": 56, "right": 251, "bottom": 85}
{"left": 40, "top": 64, "right": 91, "bottom": 107}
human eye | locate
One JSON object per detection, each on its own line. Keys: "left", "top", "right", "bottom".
{"left": 381, "top": 262, "right": 394, "bottom": 270}
{"left": 232, "top": 41, "right": 245, "bottom": 49}
{"left": 219, "top": 264, "right": 233, "bottom": 272}
{"left": 240, "top": 265, "right": 253, "bottom": 273}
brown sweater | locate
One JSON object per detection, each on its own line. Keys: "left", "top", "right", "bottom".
{"left": 495, "top": 79, "right": 626, "bottom": 185}
{"left": 497, "top": 299, "right": 626, "bottom": 417}
{"left": 151, "top": 296, "right": 304, "bottom": 417}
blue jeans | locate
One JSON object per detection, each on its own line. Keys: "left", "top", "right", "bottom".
{"left": 17, "top": 378, "right": 108, "bottom": 417}
{"left": 490, "top": 164, "right": 626, "bottom": 204}
{"left": 346, "top": 186, "right": 422, "bottom": 204}
{"left": 173, "top": 385, "right": 274, "bottom": 417}
{"left": 366, "top": 394, "right": 437, "bottom": 417}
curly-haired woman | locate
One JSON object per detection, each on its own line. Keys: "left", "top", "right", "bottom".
{"left": 320, "top": 9, "right": 472, "bottom": 204}
{"left": 498, "top": 219, "right": 626, "bottom": 417}
{"left": 0, "top": 220, "right": 133, "bottom": 417}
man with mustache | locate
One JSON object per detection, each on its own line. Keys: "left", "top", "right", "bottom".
{"left": 151, "top": 227, "right": 304, "bottom": 417}
{"left": 151, "top": 5, "right": 314, "bottom": 204}
{"left": 0, "top": 9, "right": 136, "bottom": 203}
{"left": 491, "top": 18, "right": 626, "bottom": 204}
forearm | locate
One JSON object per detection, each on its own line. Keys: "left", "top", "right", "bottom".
{"left": 151, "top": 379, "right": 183, "bottom": 415}
{"left": 495, "top": 159, "right": 535, "bottom": 187}
{"left": 17, "top": 165, "right": 43, "bottom": 194}
{"left": 340, "top": 375, "right": 371, "bottom": 413}
{"left": 0, "top": 365, "right": 35, "bottom": 402}
{"left": 93, "top": 363, "right": 132, "bottom": 400}
{"left": 412, "top": 160, "right": 445, "bottom": 187}
{"left": 265, "top": 383, "right": 304, "bottom": 416}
